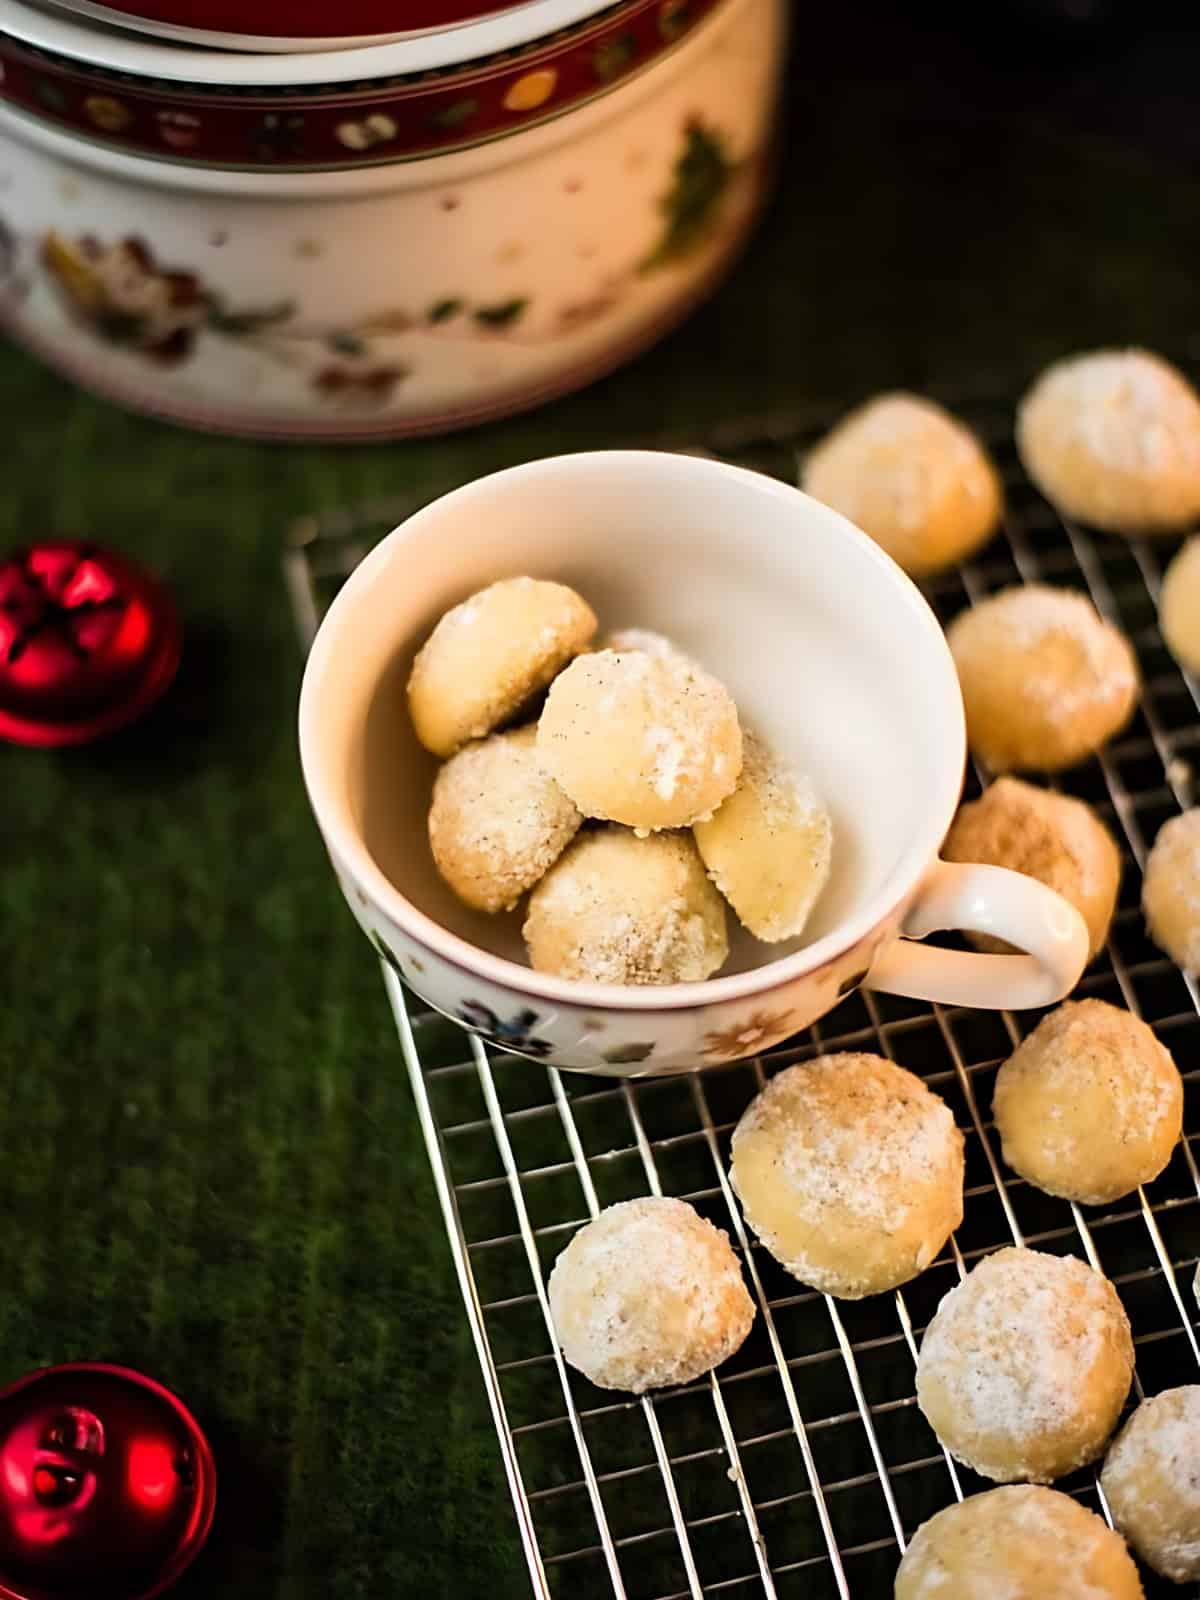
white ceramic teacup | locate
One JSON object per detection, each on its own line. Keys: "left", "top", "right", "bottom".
{"left": 299, "top": 451, "right": 1088, "bottom": 1074}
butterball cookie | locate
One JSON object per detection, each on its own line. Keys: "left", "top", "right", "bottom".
{"left": 1017, "top": 347, "right": 1200, "bottom": 537}
{"left": 993, "top": 1000, "right": 1182, "bottom": 1205}
{"left": 408, "top": 577, "right": 596, "bottom": 757}
{"left": 1102, "top": 1385, "right": 1200, "bottom": 1583}
{"left": 895, "top": 1485, "right": 1145, "bottom": 1600}
{"left": 1143, "top": 807, "right": 1200, "bottom": 970}
{"left": 548, "top": 1196, "right": 754, "bottom": 1392}
{"left": 947, "top": 584, "right": 1138, "bottom": 772}
{"left": 428, "top": 725, "right": 582, "bottom": 912}
{"left": 916, "top": 1246, "right": 1133, "bottom": 1482}
{"left": 730, "top": 1055, "right": 964, "bottom": 1299}
{"left": 1160, "top": 536, "right": 1200, "bottom": 674}
{"left": 523, "top": 828, "right": 728, "bottom": 985}
{"left": 803, "top": 391, "right": 1003, "bottom": 576}
{"left": 942, "top": 777, "right": 1120, "bottom": 960}
{"left": 693, "top": 731, "right": 833, "bottom": 942}
{"left": 537, "top": 649, "right": 742, "bottom": 831}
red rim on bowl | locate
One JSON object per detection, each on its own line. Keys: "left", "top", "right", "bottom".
{"left": 0, "top": 0, "right": 720, "bottom": 170}
{"left": 26, "top": 0, "right": 543, "bottom": 45}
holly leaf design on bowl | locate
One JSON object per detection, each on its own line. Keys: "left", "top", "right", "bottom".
{"left": 640, "top": 120, "right": 733, "bottom": 273}
{"left": 206, "top": 298, "right": 296, "bottom": 336}
{"left": 473, "top": 297, "right": 529, "bottom": 329}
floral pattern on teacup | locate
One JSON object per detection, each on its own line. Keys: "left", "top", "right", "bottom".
{"left": 701, "top": 1007, "right": 801, "bottom": 1062}
{"left": 599, "top": 1040, "right": 657, "bottom": 1064}
{"left": 342, "top": 870, "right": 894, "bottom": 1074}
{"left": 457, "top": 1000, "right": 556, "bottom": 1058}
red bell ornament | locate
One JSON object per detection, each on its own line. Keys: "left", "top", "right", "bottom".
{"left": 0, "top": 543, "right": 181, "bottom": 747}
{"left": 0, "top": 1364, "right": 216, "bottom": 1600}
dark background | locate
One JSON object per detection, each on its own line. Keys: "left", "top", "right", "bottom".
{"left": 2, "top": 2, "right": 1198, "bottom": 1595}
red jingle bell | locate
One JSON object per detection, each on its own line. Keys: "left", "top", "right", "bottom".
{"left": 0, "top": 543, "right": 181, "bottom": 747}
{"left": 0, "top": 1364, "right": 216, "bottom": 1600}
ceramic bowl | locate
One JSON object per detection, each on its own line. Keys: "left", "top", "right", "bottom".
{"left": 0, "top": 0, "right": 782, "bottom": 437}
{"left": 298, "top": 451, "right": 1089, "bottom": 1075}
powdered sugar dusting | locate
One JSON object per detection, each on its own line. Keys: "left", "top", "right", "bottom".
{"left": 547, "top": 1196, "right": 755, "bottom": 1393}
{"left": 1143, "top": 807, "right": 1200, "bottom": 970}
{"left": 999, "top": 584, "right": 1093, "bottom": 640}
{"left": 735, "top": 1056, "right": 960, "bottom": 1231}
{"left": 802, "top": 391, "right": 1001, "bottom": 575}
{"left": 538, "top": 649, "right": 742, "bottom": 831}
{"left": 1017, "top": 348, "right": 1200, "bottom": 534}
{"left": 535, "top": 892, "right": 708, "bottom": 984}
{"left": 695, "top": 730, "right": 834, "bottom": 943}
{"left": 644, "top": 724, "right": 686, "bottom": 801}
{"left": 524, "top": 829, "right": 727, "bottom": 984}
{"left": 730, "top": 1054, "right": 963, "bottom": 1297}
{"left": 428, "top": 724, "right": 582, "bottom": 912}
{"left": 408, "top": 575, "right": 597, "bottom": 757}
{"left": 1044, "top": 349, "right": 1200, "bottom": 476}
{"left": 916, "top": 1247, "right": 1134, "bottom": 1482}
{"left": 994, "top": 999, "right": 1182, "bottom": 1205}
{"left": 738, "top": 730, "right": 827, "bottom": 834}
{"left": 897, "top": 1485, "right": 1143, "bottom": 1600}
{"left": 808, "top": 394, "right": 990, "bottom": 531}
{"left": 1102, "top": 1386, "right": 1200, "bottom": 1582}
{"left": 950, "top": 583, "right": 1138, "bottom": 731}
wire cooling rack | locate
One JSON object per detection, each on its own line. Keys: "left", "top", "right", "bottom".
{"left": 285, "top": 390, "right": 1200, "bottom": 1600}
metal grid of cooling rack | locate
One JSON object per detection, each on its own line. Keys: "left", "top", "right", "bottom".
{"left": 286, "top": 389, "right": 1200, "bottom": 1600}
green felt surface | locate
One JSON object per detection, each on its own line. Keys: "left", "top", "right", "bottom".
{"left": 3, "top": 15, "right": 1200, "bottom": 1595}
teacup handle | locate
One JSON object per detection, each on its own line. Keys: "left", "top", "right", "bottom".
{"left": 864, "top": 859, "right": 1089, "bottom": 1010}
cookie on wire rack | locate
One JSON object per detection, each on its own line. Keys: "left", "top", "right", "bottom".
{"left": 992, "top": 999, "right": 1182, "bottom": 1206}
{"left": 916, "top": 1246, "right": 1133, "bottom": 1483}
{"left": 802, "top": 391, "right": 1003, "bottom": 577}
{"left": 894, "top": 1484, "right": 1144, "bottom": 1600}
{"left": 1017, "top": 347, "right": 1200, "bottom": 538}
{"left": 1101, "top": 1385, "right": 1200, "bottom": 1584}
{"left": 1143, "top": 807, "right": 1200, "bottom": 971}
{"left": 1159, "top": 536, "right": 1200, "bottom": 676}
{"left": 548, "top": 1196, "right": 754, "bottom": 1393}
{"left": 947, "top": 584, "right": 1138, "bottom": 772}
{"left": 729, "top": 1054, "right": 964, "bottom": 1299}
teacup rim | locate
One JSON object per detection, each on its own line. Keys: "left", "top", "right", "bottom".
{"left": 298, "top": 449, "right": 967, "bottom": 1012}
